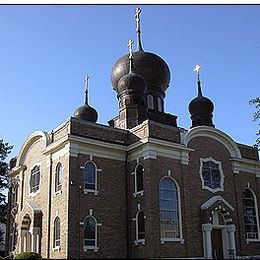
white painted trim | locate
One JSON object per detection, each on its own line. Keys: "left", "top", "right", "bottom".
{"left": 82, "top": 215, "right": 100, "bottom": 251}
{"left": 182, "top": 126, "right": 241, "bottom": 158}
{"left": 128, "top": 137, "right": 193, "bottom": 164}
{"left": 201, "top": 196, "right": 234, "bottom": 211}
{"left": 17, "top": 131, "right": 50, "bottom": 166}
{"left": 199, "top": 158, "right": 224, "bottom": 193}
{"left": 230, "top": 158, "right": 260, "bottom": 176}
{"left": 133, "top": 164, "right": 144, "bottom": 197}
{"left": 83, "top": 161, "right": 99, "bottom": 194}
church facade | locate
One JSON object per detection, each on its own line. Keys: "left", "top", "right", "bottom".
{"left": 6, "top": 8, "right": 260, "bottom": 259}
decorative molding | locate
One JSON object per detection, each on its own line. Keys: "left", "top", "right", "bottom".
{"left": 230, "top": 158, "right": 260, "bottom": 176}
{"left": 182, "top": 126, "right": 242, "bottom": 159}
{"left": 199, "top": 157, "right": 224, "bottom": 193}
{"left": 201, "top": 196, "right": 234, "bottom": 211}
{"left": 17, "top": 131, "right": 50, "bottom": 166}
{"left": 128, "top": 137, "right": 193, "bottom": 164}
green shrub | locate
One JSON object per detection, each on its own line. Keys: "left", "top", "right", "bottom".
{"left": 14, "top": 252, "right": 42, "bottom": 259}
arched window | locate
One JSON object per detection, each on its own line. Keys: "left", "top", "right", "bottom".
{"left": 242, "top": 188, "right": 259, "bottom": 240}
{"left": 30, "top": 165, "right": 40, "bottom": 193}
{"left": 135, "top": 165, "right": 144, "bottom": 194}
{"left": 147, "top": 94, "right": 154, "bottom": 109}
{"left": 84, "top": 162, "right": 96, "bottom": 191}
{"left": 53, "top": 217, "right": 61, "bottom": 247}
{"left": 159, "top": 178, "right": 181, "bottom": 241}
{"left": 157, "top": 97, "right": 163, "bottom": 112}
{"left": 55, "top": 163, "right": 62, "bottom": 193}
{"left": 84, "top": 216, "right": 97, "bottom": 248}
{"left": 136, "top": 211, "right": 145, "bottom": 242}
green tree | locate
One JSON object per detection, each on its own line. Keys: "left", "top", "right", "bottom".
{"left": 0, "top": 139, "right": 13, "bottom": 243}
{"left": 249, "top": 97, "right": 260, "bottom": 148}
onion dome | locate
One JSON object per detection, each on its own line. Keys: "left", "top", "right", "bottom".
{"left": 188, "top": 65, "right": 214, "bottom": 128}
{"left": 74, "top": 75, "right": 98, "bottom": 123}
{"left": 111, "top": 8, "right": 170, "bottom": 96}
{"left": 112, "top": 51, "right": 170, "bottom": 94}
{"left": 117, "top": 39, "right": 147, "bottom": 95}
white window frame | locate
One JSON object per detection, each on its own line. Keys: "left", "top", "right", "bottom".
{"left": 53, "top": 216, "right": 61, "bottom": 250}
{"left": 29, "top": 163, "right": 41, "bottom": 196}
{"left": 199, "top": 157, "right": 224, "bottom": 193}
{"left": 83, "top": 216, "right": 100, "bottom": 252}
{"left": 54, "top": 163, "right": 62, "bottom": 195}
{"left": 243, "top": 188, "right": 260, "bottom": 243}
{"left": 159, "top": 176, "right": 184, "bottom": 243}
{"left": 83, "top": 161, "right": 100, "bottom": 195}
{"left": 134, "top": 210, "right": 146, "bottom": 245}
{"left": 131, "top": 164, "right": 144, "bottom": 197}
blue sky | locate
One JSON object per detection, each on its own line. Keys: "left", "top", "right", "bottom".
{"left": 0, "top": 5, "right": 260, "bottom": 160}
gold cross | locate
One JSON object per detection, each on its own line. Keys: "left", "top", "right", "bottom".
{"left": 127, "top": 39, "right": 134, "bottom": 58}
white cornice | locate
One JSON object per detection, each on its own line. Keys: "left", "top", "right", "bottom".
{"left": 229, "top": 157, "right": 260, "bottom": 176}
{"left": 7, "top": 165, "right": 27, "bottom": 177}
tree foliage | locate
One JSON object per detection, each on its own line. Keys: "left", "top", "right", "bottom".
{"left": 249, "top": 97, "right": 260, "bottom": 148}
{"left": 0, "top": 139, "right": 13, "bottom": 243}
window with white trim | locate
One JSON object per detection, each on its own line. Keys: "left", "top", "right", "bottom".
{"left": 199, "top": 158, "right": 224, "bottom": 193}
{"left": 55, "top": 163, "right": 62, "bottom": 193}
{"left": 133, "top": 164, "right": 144, "bottom": 197}
{"left": 30, "top": 165, "right": 40, "bottom": 193}
{"left": 84, "top": 162, "right": 97, "bottom": 192}
{"left": 136, "top": 210, "right": 145, "bottom": 243}
{"left": 147, "top": 94, "right": 154, "bottom": 109}
{"left": 159, "top": 177, "right": 181, "bottom": 241}
{"left": 53, "top": 217, "right": 61, "bottom": 248}
{"left": 242, "top": 188, "right": 260, "bottom": 240}
{"left": 84, "top": 216, "right": 97, "bottom": 249}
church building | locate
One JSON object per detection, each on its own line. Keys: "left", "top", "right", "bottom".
{"left": 6, "top": 8, "right": 260, "bottom": 259}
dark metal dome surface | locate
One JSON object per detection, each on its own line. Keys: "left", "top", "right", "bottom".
{"left": 117, "top": 71, "right": 147, "bottom": 94}
{"left": 111, "top": 51, "right": 170, "bottom": 93}
{"left": 188, "top": 95, "right": 214, "bottom": 114}
{"left": 74, "top": 104, "right": 98, "bottom": 123}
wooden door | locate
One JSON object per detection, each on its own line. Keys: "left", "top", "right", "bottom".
{"left": 212, "top": 229, "right": 223, "bottom": 259}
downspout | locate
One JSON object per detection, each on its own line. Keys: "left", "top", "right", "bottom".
{"left": 124, "top": 148, "right": 130, "bottom": 258}
{"left": 46, "top": 132, "right": 54, "bottom": 258}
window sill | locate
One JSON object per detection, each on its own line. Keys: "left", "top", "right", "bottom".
{"left": 246, "top": 239, "right": 260, "bottom": 243}
{"left": 54, "top": 190, "right": 62, "bottom": 196}
{"left": 52, "top": 246, "right": 61, "bottom": 252}
{"left": 83, "top": 246, "right": 99, "bottom": 252}
{"left": 29, "top": 189, "right": 40, "bottom": 197}
{"left": 84, "top": 189, "right": 99, "bottom": 195}
{"left": 160, "top": 238, "right": 184, "bottom": 244}
{"left": 134, "top": 239, "right": 145, "bottom": 245}
{"left": 133, "top": 191, "right": 144, "bottom": 197}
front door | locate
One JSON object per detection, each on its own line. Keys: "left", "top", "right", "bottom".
{"left": 212, "top": 228, "right": 223, "bottom": 259}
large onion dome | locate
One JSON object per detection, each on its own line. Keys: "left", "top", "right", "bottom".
{"left": 74, "top": 75, "right": 98, "bottom": 123}
{"left": 111, "top": 51, "right": 170, "bottom": 94}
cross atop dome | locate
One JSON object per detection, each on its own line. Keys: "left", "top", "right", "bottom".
{"left": 134, "top": 7, "right": 144, "bottom": 52}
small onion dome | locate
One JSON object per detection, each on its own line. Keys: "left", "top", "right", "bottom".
{"left": 117, "top": 71, "right": 147, "bottom": 94}
{"left": 111, "top": 51, "right": 170, "bottom": 94}
{"left": 74, "top": 104, "right": 98, "bottom": 123}
{"left": 74, "top": 75, "right": 98, "bottom": 123}
{"left": 188, "top": 94, "right": 214, "bottom": 115}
